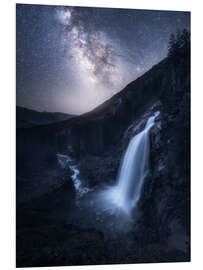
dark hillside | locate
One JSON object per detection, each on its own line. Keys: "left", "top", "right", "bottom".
{"left": 16, "top": 106, "right": 74, "bottom": 128}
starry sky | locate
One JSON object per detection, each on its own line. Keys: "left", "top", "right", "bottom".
{"left": 16, "top": 4, "right": 190, "bottom": 115}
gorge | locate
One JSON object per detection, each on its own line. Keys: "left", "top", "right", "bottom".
{"left": 16, "top": 35, "right": 190, "bottom": 267}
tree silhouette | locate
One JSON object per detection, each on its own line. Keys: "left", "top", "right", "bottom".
{"left": 168, "top": 29, "right": 190, "bottom": 57}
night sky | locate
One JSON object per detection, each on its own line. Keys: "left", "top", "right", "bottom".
{"left": 16, "top": 4, "right": 190, "bottom": 115}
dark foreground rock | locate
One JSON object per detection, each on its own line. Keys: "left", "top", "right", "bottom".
{"left": 17, "top": 222, "right": 188, "bottom": 268}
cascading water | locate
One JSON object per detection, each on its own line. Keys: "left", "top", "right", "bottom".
{"left": 56, "top": 153, "right": 91, "bottom": 198}
{"left": 102, "top": 111, "right": 160, "bottom": 215}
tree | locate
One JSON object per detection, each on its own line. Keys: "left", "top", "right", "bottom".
{"left": 168, "top": 33, "right": 176, "bottom": 56}
{"left": 168, "top": 29, "right": 190, "bottom": 57}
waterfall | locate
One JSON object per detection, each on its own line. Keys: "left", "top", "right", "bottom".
{"left": 103, "top": 111, "right": 159, "bottom": 215}
{"left": 57, "top": 111, "right": 159, "bottom": 223}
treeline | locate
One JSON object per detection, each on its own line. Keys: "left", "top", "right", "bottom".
{"left": 168, "top": 29, "right": 190, "bottom": 57}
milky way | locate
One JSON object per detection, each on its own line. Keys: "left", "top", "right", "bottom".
{"left": 16, "top": 4, "right": 190, "bottom": 114}
{"left": 56, "top": 7, "right": 122, "bottom": 87}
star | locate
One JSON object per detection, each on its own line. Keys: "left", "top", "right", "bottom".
{"left": 16, "top": 4, "right": 190, "bottom": 114}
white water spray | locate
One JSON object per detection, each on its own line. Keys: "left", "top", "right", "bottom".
{"left": 102, "top": 111, "right": 160, "bottom": 215}
{"left": 56, "top": 153, "right": 91, "bottom": 197}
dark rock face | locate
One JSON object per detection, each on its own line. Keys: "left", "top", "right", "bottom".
{"left": 134, "top": 52, "right": 190, "bottom": 257}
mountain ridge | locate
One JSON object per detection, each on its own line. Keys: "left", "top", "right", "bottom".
{"left": 16, "top": 57, "right": 167, "bottom": 132}
{"left": 16, "top": 105, "right": 75, "bottom": 128}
